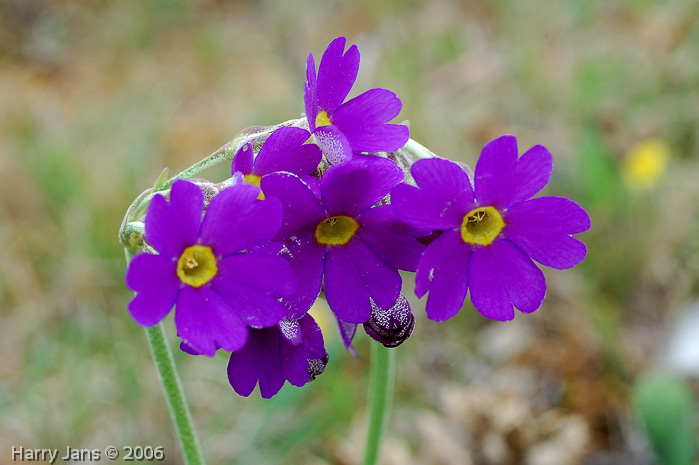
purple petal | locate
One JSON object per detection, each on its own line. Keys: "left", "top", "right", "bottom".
{"left": 314, "top": 125, "right": 352, "bottom": 165}
{"left": 321, "top": 157, "right": 403, "bottom": 217}
{"left": 504, "top": 197, "right": 589, "bottom": 269}
{"left": 276, "top": 235, "right": 326, "bottom": 320}
{"left": 331, "top": 88, "right": 409, "bottom": 153}
{"left": 335, "top": 316, "right": 359, "bottom": 357}
{"left": 304, "top": 53, "right": 319, "bottom": 131}
{"left": 316, "top": 37, "right": 360, "bottom": 114}
{"left": 505, "top": 196, "right": 591, "bottom": 234}
{"left": 474, "top": 136, "right": 553, "bottom": 208}
{"left": 126, "top": 253, "right": 180, "bottom": 326}
{"left": 357, "top": 205, "right": 426, "bottom": 272}
{"left": 260, "top": 172, "right": 326, "bottom": 239}
{"left": 218, "top": 252, "right": 296, "bottom": 295}
{"left": 175, "top": 286, "right": 248, "bottom": 356}
{"left": 200, "top": 185, "right": 282, "bottom": 256}
{"left": 469, "top": 239, "right": 546, "bottom": 321}
{"left": 392, "top": 158, "right": 475, "bottom": 230}
{"left": 415, "top": 230, "right": 472, "bottom": 321}
{"left": 324, "top": 240, "right": 401, "bottom": 323}
{"left": 278, "top": 318, "right": 303, "bottom": 345}
{"left": 227, "top": 313, "right": 326, "bottom": 398}
{"left": 231, "top": 142, "right": 254, "bottom": 175}
{"left": 145, "top": 180, "right": 203, "bottom": 258}
{"left": 212, "top": 254, "right": 294, "bottom": 328}
{"left": 253, "top": 127, "right": 321, "bottom": 177}
{"left": 227, "top": 327, "right": 281, "bottom": 397}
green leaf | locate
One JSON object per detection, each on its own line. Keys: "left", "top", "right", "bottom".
{"left": 631, "top": 373, "right": 697, "bottom": 465}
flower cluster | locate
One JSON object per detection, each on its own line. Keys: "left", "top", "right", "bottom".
{"left": 124, "top": 37, "right": 590, "bottom": 398}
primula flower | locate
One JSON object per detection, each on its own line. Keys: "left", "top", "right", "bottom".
{"left": 304, "top": 36, "right": 409, "bottom": 165}
{"left": 125, "top": 180, "right": 296, "bottom": 356}
{"left": 392, "top": 135, "right": 590, "bottom": 322}
{"left": 232, "top": 126, "right": 322, "bottom": 195}
{"left": 226, "top": 313, "right": 328, "bottom": 399}
{"left": 260, "top": 156, "right": 426, "bottom": 324}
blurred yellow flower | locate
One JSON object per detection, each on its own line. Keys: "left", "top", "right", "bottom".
{"left": 622, "top": 139, "right": 670, "bottom": 190}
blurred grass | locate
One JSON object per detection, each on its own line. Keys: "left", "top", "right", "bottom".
{"left": 1, "top": 0, "right": 698, "bottom": 464}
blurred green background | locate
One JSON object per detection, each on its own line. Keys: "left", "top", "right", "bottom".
{"left": 1, "top": 0, "right": 698, "bottom": 464}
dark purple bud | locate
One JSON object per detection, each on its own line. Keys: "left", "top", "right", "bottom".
{"left": 363, "top": 294, "right": 415, "bottom": 348}
{"left": 308, "top": 350, "right": 329, "bottom": 381}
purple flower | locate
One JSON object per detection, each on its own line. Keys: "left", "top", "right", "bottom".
{"left": 232, "top": 126, "right": 322, "bottom": 193}
{"left": 226, "top": 313, "right": 328, "bottom": 399}
{"left": 392, "top": 135, "right": 591, "bottom": 322}
{"left": 260, "top": 156, "right": 426, "bottom": 324}
{"left": 125, "top": 180, "right": 297, "bottom": 356}
{"left": 304, "top": 37, "right": 410, "bottom": 165}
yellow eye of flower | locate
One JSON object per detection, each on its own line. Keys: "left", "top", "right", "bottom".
{"left": 460, "top": 206, "right": 505, "bottom": 246}
{"left": 177, "top": 245, "right": 218, "bottom": 287}
{"left": 315, "top": 215, "right": 359, "bottom": 245}
{"left": 243, "top": 173, "right": 265, "bottom": 200}
{"left": 315, "top": 110, "right": 332, "bottom": 128}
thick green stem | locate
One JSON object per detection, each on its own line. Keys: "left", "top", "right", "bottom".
{"left": 362, "top": 344, "right": 397, "bottom": 465}
{"left": 145, "top": 323, "right": 206, "bottom": 465}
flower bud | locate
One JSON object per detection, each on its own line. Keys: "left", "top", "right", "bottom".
{"left": 363, "top": 294, "right": 415, "bottom": 348}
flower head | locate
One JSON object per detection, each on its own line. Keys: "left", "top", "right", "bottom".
{"left": 260, "top": 156, "right": 426, "bottom": 324}
{"left": 226, "top": 314, "right": 328, "bottom": 399}
{"left": 392, "top": 135, "right": 590, "bottom": 322}
{"left": 232, "top": 126, "right": 322, "bottom": 194}
{"left": 304, "top": 37, "right": 409, "bottom": 165}
{"left": 125, "top": 180, "right": 297, "bottom": 356}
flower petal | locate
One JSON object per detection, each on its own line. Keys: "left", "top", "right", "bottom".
{"left": 469, "top": 239, "right": 546, "bottom": 321}
{"left": 357, "top": 204, "right": 426, "bottom": 271}
{"left": 253, "top": 127, "right": 321, "bottom": 177}
{"left": 475, "top": 136, "right": 553, "bottom": 208}
{"left": 200, "top": 185, "right": 282, "bottom": 255}
{"left": 415, "top": 230, "right": 471, "bottom": 321}
{"left": 324, "top": 240, "right": 401, "bottom": 323}
{"left": 316, "top": 37, "right": 360, "bottom": 114}
{"left": 392, "top": 158, "right": 475, "bottom": 230}
{"left": 314, "top": 125, "right": 353, "bottom": 165}
{"left": 276, "top": 235, "right": 326, "bottom": 320}
{"left": 231, "top": 142, "right": 254, "bottom": 175}
{"left": 304, "top": 53, "right": 319, "bottom": 131}
{"left": 331, "top": 88, "right": 409, "bottom": 153}
{"left": 175, "top": 286, "right": 248, "bottom": 356}
{"left": 126, "top": 253, "right": 180, "bottom": 326}
{"left": 213, "top": 254, "right": 294, "bottom": 328}
{"left": 227, "top": 327, "right": 280, "bottom": 397}
{"left": 260, "top": 172, "right": 326, "bottom": 239}
{"left": 504, "top": 197, "right": 589, "bottom": 269}
{"left": 145, "top": 180, "right": 203, "bottom": 258}
{"left": 321, "top": 157, "right": 403, "bottom": 217}
{"left": 505, "top": 196, "right": 591, "bottom": 234}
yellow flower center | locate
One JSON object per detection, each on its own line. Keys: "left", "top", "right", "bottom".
{"left": 315, "top": 110, "right": 332, "bottom": 128}
{"left": 460, "top": 206, "right": 505, "bottom": 246}
{"left": 315, "top": 215, "right": 359, "bottom": 245}
{"left": 176, "top": 245, "right": 218, "bottom": 287}
{"left": 243, "top": 173, "right": 265, "bottom": 200}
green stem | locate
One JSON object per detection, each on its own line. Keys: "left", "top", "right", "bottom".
{"left": 145, "top": 323, "right": 206, "bottom": 465}
{"left": 362, "top": 344, "right": 396, "bottom": 465}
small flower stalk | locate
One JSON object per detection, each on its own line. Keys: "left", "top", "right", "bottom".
{"left": 121, "top": 36, "right": 590, "bottom": 402}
